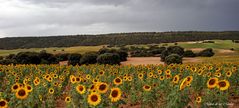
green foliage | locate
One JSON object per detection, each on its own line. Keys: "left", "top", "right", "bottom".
{"left": 68, "top": 53, "right": 82, "bottom": 66}
{"left": 80, "top": 52, "right": 98, "bottom": 65}
{"left": 97, "top": 53, "right": 121, "bottom": 65}
{"left": 197, "top": 48, "right": 215, "bottom": 57}
{"left": 183, "top": 50, "right": 196, "bottom": 57}
{"left": 165, "top": 54, "right": 183, "bottom": 64}
{"left": 0, "top": 31, "right": 239, "bottom": 49}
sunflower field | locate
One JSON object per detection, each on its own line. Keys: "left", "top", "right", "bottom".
{"left": 0, "top": 63, "right": 238, "bottom": 108}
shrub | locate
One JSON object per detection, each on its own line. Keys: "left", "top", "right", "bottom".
{"left": 55, "top": 53, "right": 69, "bottom": 61}
{"left": 197, "top": 48, "right": 215, "bottom": 57}
{"left": 14, "top": 52, "right": 41, "bottom": 64}
{"left": 150, "top": 47, "right": 166, "bottom": 54}
{"left": 160, "top": 49, "right": 169, "bottom": 61}
{"left": 165, "top": 54, "right": 183, "bottom": 64}
{"left": 97, "top": 53, "right": 120, "bottom": 65}
{"left": 80, "top": 52, "right": 98, "bottom": 65}
{"left": 98, "top": 48, "right": 110, "bottom": 54}
{"left": 68, "top": 53, "right": 82, "bottom": 66}
{"left": 167, "top": 46, "right": 184, "bottom": 56}
{"left": 115, "top": 50, "right": 128, "bottom": 61}
{"left": 183, "top": 50, "right": 196, "bottom": 57}
{"left": 0, "top": 59, "right": 16, "bottom": 65}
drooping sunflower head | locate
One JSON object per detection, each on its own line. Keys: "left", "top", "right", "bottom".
{"left": 113, "top": 77, "right": 122, "bottom": 86}
{"left": 97, "top": 82, "right": 108, "bottom": 94}
{"left": 0, "top": 99, "right": 8, "bottom": 108}
{"left": 109, "top": 88, "right": 122, "bottom": 102}
{"left": 16, "top": 88, "right": 28, "bottom": 100}
{"left": 87, "top": 92, "right": 101, "bottom": 106}
{"left": 143, "top": 85, "right": 151, "bottom": 92}
{"left": 76, "top": 84, "right": 86, "bottom": 94}
{"left": 217, "top": 80, "right": 230, "bottom": 91}
{"left": 207, "top": 77, "right": 218, "bottom": 89}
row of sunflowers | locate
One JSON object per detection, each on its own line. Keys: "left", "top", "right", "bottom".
{"left": 0, "top": 63, "right": 238, "bottom": 108}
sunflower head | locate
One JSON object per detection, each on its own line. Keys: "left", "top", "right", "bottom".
{"left": 207, "top": 77, "right": 218, "bottom": 89}
{"left": 48, "top": 88, "right": 54, "bottom": 94}
{"left": 76, "top": 84, "right": 86, "bottom": 94}
{"left": 172, "top": 75, "right": 180, "bottom": 84}
{"left": 97, "top": 82, "right": 108, "bottom": 94}
{"left": 143, "top": 85, "right": 151, "bottom": 91}
{"left": 16, "top": 88, "right": 28, "bottom": 100}
{"left": 113, "top": 77, "right": 123, "bottom": 86}
{"left": 217, "top": 80, "right": 230, "bottom": 91}
{"left": 109, "top": 88, "right": 122, "bottom": 102}
{"left": 11, "top": 83, "right": 20, "bottom": 92}
{"left": 0, "top": 99, "right": 8, "bottom": 108}
{"left": 196, "top": 96, "right": 202, "bottom": 104}
{"left": 87, "top": 92, "right": 101, "bottom": 106}
{"left": 65, "top": 96, "right": 71, "bottom": 103}
{"left": 25, "top": 85, "right": 33, "bottom": 92}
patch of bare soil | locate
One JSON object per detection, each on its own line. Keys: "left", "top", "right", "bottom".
{"left": 121, "top": 57, "right": 201, "bottom": 66}
{"left": 218, "top": 49, "right": 235, "bottom": 54}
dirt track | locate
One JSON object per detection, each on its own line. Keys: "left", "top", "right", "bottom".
{"left": 121, "top": 57, "right": 201, "bottom": 66}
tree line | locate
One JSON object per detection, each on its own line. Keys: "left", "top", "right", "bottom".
{"left": 0, "top": 31, "right": 239, "bottom": 49}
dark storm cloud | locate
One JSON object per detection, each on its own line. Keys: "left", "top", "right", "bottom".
{"left": 0, "top": 0, "right": 238, "bottom": 37}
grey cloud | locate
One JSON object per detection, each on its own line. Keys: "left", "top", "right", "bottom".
{"left": 0, "top": 0, "right": 239, "bottom": 37}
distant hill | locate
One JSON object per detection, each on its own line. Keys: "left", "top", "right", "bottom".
{"left": 0, "top": 31, "right": 239, "bottom": 50}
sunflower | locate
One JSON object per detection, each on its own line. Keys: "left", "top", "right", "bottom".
{"left": 226, "top": 71, "right": 232, "bottom": 77}
{"left": 0, "top": 99, "right": 8, "bottom": 108}
{"left": 97, "top": 82, "right": 108, "bottom": 94}
{"left": 123, "top": 76, "right": 128, "bottom": 81}
{"left": 99, "top": 71, "right": 104, "bottom": 75}
{"left": 16, "top": 88, "right": 28, "bottom": 100}
{"left": 196, "top": 96, "right": 202, "bottom": 104}
{"left": 179, "top": 77, "right": 188, "bottom": 90}
{"left": 87, "top": 92, "right": 101, "bottom": 106}
{"left": 207, "top": 77, "right": 218, "bottom": 89}
{"left": 153, "top": 75, "right": 158, "bottom": 79}
{"left": 76, "top": 77, "right": 81, "bottom": 82}
{"left": 113, "top": 77, "right": 123, "bottom": 86}
{"left": 143, "top": 85, "right": 151, "bottom": 91}
{"left": 127, "top": 76, "right": 133, "bottom": 81}
{"left": 86, "top": 74, "right": 91, "bottom": 80}
{"left": 148, "top": 72, "right": 154, "bottom": 78}
{"left": 138, "top": 73, "right": 144, "bottom": 79}
{"left": 159, "top": 76, "right": 164, "bottom": 81}
{"left": 186, "top": 76, "right": 193, "bottom": 84}
{"left": 65, "top": 96, "right": 71, "bottom": 103}
{"left": 25, "top": 85, "right": 33, "bottom": 92}
{"left": 33, "top": 78, "right": 40, "bottom": 86}
{"left": 172, "top": 75, "right": 180, "bottom": 84}
{"left": 11, "top": 83, "right": 20, "bottom": 92}
{"left": 166, "top": 74, "right": 172, "bottom": 79}
{"left": 165, "top": 69, "right": 171, "bottom": 75}
{"left": 214, "top": 72, "right": 221, "bottom": 77}
{"left": 70, "top": 76, "right": 76, "bottom": 84}
{"left": 158, "top": 70, "right": 163, "bottom": 75}
{"left": 109, "top": 88, "right": 122, "bottom": 102}
{"left": 76, "top": 84, "right": 86, "bottom": 94}
{"left": 48, "top": 88, "right": 54, "bottom": 94}
{"left": 217, "top": 80, "right": 230, "bottom": 91}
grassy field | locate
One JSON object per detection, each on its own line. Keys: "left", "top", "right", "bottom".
{"left": 0, "top": 45, "right": 105, "bottom": 56}
{"left": 1, "top": 40, "right": 239, "bottom": 63}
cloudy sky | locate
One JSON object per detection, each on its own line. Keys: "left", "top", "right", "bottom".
{"left": 0, "top": 0, "right": 239, "bottom": 37}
